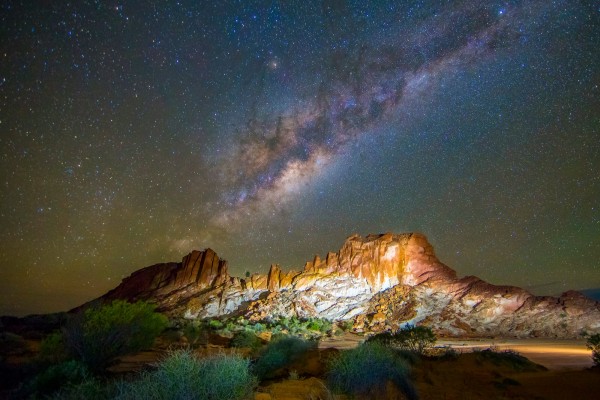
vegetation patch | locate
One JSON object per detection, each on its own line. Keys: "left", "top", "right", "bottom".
{"left": 252, "top": 335, "right": 316, "bottom": 380}
{"left": 49, "top": 377, "right": 114, "bottom": 400}
{"left": 586, "top": 333, "right": 600, "bottom": 367}
{"left": 62, "top": 300, "right": 168, "bottom": 372}
{"left": 181, "top": 320, "right": 209, "bottom": 347}
{"left": 115, "top": 350, "right": 256, "bottom": 400}
{"left": 475, "top": 348, "right": 546, "bottom": 372}
{"left": 24, "top": 359, "right": 90, "bottom": 397}
{"left": 366, "top": 324, "right": 436, "bottom": 355}
{"left": 231, "top": 330, "right": 262, "bottom": 350}
{"left": 326, "top": 341, "right": 418, "bottom": 400}
{"left": 0, "top": 332, "right": 28, "bottom": 356}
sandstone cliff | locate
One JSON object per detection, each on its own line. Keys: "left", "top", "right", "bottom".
{"left": 93, "top": 232, "right": 600, "bottom": 338}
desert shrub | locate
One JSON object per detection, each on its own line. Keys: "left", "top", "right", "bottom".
{"left": 0, "top": 332, "right": 27, "bottom": 356}
{"left": 340, "top": 320, "right": 354, "bottom": 332}
{"left": 26, "top": 359, "right": 89, "bottom": 397}
{"left": 49, "top": 377, "right": 114, "bottom": 400}
{"left": 366, "top": 331, "right": 395, "bottom": 346}
{"left": 270, "top": 324, "right": 283, "bottom": 335}
{"left": 367, "top": 324, "right": 436, "bottom": 354}
{"left": 182, "top": 320, "right": 208, "bottom": 347}
{"left": 586, "top": 333, "right": 600, "bottom": 366}
{"left": 209, "top": 319, "right": 224, "bottom": 330}
{"left": 225, "top": 321, "right": 237, "bottom": 331}
{"left": 265, "top": 316, "right": 332, "bottom": 338}
{"left": 326, "top": 342, "right": 417, "bottom": 400}
{"left": 231, "top": 330, "right": 262, "bottom": 350}
{"left": 437, "top": 346, "right": 459, "bottom": 360}
{"left": 475, "top": 348, "right": 545, "bottom": 372}
{"left": 39, "top": 331, "right": 69, "bottom": 364}
{"left": 306, "top": 318, "right": 332, "bottom": 333}
{"left": 252, "top": 335, "right": 315, "bottom": 380}
{"left": 115, "top": 350, "right": 256, "bottom": 400}
{"left": 162, "top": 328, "right": 183, "bottom": 345}
{"left": 63, "top": 300, "right": 168, "bottom": 372}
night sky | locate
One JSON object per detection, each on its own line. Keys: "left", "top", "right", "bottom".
{"left": 1, "top": 1, "right": 598, "bottom": 316}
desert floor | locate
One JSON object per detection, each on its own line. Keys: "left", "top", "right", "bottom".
{"left": 114, "top": 334, "right": 598, "bottom": 399}
{"left": 320, "top": 334, "right": 592, "bottom": 370}
{"left": 3, "top": 333, "right": 598, "bottom": 399}
{"left": 315, "top": 334, "right": 599, "bottom": 400}
{"left": 437, "top": 338, "right": 592, "bottom": 370}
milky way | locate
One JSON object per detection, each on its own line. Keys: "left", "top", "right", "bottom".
{"left": 206, "top": 1, "right": 532, "bottom": 236}
{"left": 1, "top": 0, "right": 598, "bottom": 315}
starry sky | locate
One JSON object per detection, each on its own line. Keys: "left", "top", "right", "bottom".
{"left": 1, "top": 0, "right": 598, "bottom": 316}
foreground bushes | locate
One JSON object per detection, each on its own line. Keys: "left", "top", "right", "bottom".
{"left": 327, "top": 342, "right": 417, "bottom": 399}
{"left": 25, "top": 360, "right": 90, "bottom": 397}
{"left": 48, "top": 351, "right": 256, "bottom": 400}
{"left": 252, "top": 335, "right": 315, "bottom": 379}
{"left": 367, "top": 324, "right": 436, "bottom": 355}
{"left": 63, "top": 300, "right": 168, "bottom": 372}
{"left": 115, "top": 350, "right": 256, "bottom": 400}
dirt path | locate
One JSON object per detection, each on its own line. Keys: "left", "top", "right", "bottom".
{"left": 319, "top": 334, "right": 593, "bottom": 370}
{"left": 438, "top": 338, "right": 592, "bottom": 370}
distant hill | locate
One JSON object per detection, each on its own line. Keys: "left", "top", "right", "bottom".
{"left": 84, "top": 232, "right": 600, "bottom": 339}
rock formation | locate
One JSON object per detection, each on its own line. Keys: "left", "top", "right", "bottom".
{"left": 91, "top": 232, "right": 600, "bottom": 338}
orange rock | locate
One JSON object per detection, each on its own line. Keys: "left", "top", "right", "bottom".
{"left": 86, "top": 232, "right": 600, "bottom": 339}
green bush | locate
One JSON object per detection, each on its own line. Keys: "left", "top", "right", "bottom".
{"left": 209, "top": 319, "right": 224, "bottom": 330}
{"left": 182, "top": 320, "right": 208, "bottom": 347}
{"left": 306, "top": 317, "right": 332, "bottom": 333}
{"left": 27, "top": 359, "right": 90, "bottom": 397}
{"left": 39, "top": 331, "right": 69, "bottom": 364}
{"left": 63, "top": 300, "right": 168, "bottom": 372}
{"left": 252, "top": 336, "right": 315, "bottom": 380}
{"left": 340, "top": 320, "right": 354, "bottom": 332}
{"left": 0, "top": 332, "right": 27, "bottom": 356}
{"left": 586, "top": 333, "right": 600, "bottom": 367}
{"left": 231, "top": 330, "right": 262, "bottom": 350}
{"left": 115, "top": 350, "right": 256, "bottom": 400}
{"left": 327, "top": 342, "right": 417, "bottom": 399}
{"left": 49, "top": 377, "right": 114, "bottom": 400}
{"left": 475, "top": 348, "right": 545, "bottom": 372}
{"left": 264, "top": 316, "right": 332, "bottom": 338}
{"left": 438, "top": 346, "right": 459, "bottom": 360}
{"left": 367, "top": 324, "right": 436, "bottom": 354}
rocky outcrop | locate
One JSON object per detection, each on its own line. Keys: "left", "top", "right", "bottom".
{"left": 96, "top": 248, "right": 229, "bottom": 304}
{"left": 90, "top": 232, "right": 600, "bottom": 338}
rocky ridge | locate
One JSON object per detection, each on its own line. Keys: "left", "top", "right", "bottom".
{"left": 94, "top": 232, "right": 600, "bottom": 338}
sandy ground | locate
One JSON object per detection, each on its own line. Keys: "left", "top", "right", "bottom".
{"left": 320, "top": 333, "right": 593, "bottom": 370}
{"left": 437, "top": 338, "right": 592, "bottom": 370}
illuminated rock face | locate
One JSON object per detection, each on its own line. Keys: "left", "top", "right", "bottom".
{"left": 94, "top": 232, "right": 600, "bottom": 338}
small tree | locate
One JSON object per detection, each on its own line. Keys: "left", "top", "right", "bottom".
{"left": 586, "top": 333, "right": 600, "bottom": 367}
{"left": 368, "top": 324, "right": 436, "bottom": 355}
{"left": 63, "top": 300, "right": 168, "bottom": 372}
{"left": 395, "top": 324, "right": 437, "bottom": 354}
